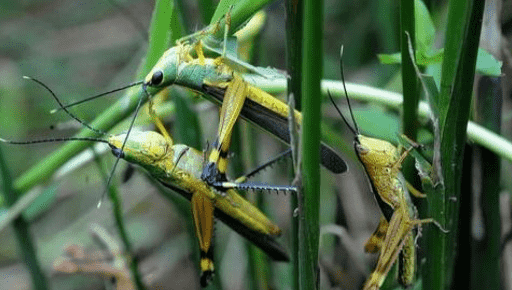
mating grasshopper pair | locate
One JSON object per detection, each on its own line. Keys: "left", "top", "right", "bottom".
{"left": 2, "top": 76, "right": 295, "bottom": 287}
{"left": 32, "top": 14, "right": 346, "bottom": 286}
{"left": 27, "top": 12, "right": 346, "bottom": 285}
{"left": 56, "top": 18, "right": 347, "bottom": 185}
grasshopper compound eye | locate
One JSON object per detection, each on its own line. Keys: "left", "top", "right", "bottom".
{"left": 150, "top": 70, "right": 164, "bottom": 86}
{"left": 109, "top": 144, "right": 125, "bottom": 158}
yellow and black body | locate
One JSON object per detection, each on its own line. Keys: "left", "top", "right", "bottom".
{"left": 329, "top": 90, "right": 439, "bottom": 290}
{"left": 108, "top": 131, "right": 288, "bottom": 287}
{"left": 142, "top": 42, "right": 347, "bottom": 185}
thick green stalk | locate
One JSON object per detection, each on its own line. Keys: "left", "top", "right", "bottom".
{"left": 399, "top": 2, "right": 425, "bottom": 285}
{"left": 400, "top": 0, "right": 419, "bottom": 138}
{"left": 299, "top": 0, "right": 322, "bottom": 289}
{"left": 424, "top": 0, "right": 485, "bottom": 289}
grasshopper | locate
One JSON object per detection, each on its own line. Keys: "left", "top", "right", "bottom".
{"left": 2, "top": 78, "right": 292, "bottom": 287}
{"left": 328, "top": 58, "right": 443, "bottom": 289}
{"left": 54, "top": 15, "right": 347, "bottom": 187}
{"left": 109, "top": 130, "right": 293, "bottom": 287}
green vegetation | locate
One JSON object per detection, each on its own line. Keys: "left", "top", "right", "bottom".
{"left": 0, "top": 0, "right": 505, "bottom": 289}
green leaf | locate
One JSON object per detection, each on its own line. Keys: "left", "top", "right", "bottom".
{"left": 378, "top": 52, "right": 402, "bottom": 64}
{"left": 210, "top": 0, "right": 274, "bottom": 37}
{"left": 211, "top": 0, "right": 239, "bottom": 24}
{"left": 378, "top": 49, "right": 444, "bottom": 66}
{"left": 414, "top": 0, "right": 435, "bottom": 54}
{"left": 476, "top": 48, "right": 502, "bottom": 77}
{"left": 354, "top": 106, "right": 400, "bottom": 142}
{"left": 417, "top": 49, "right": 444, "bottom": 66}
{"left": 379, "top": 47, "right": 499, "bottom": 78}
{"left": 140, "top": 0, "right": 174, "bottom": 78}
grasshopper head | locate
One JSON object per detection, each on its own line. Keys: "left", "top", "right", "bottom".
{"left": 143, "top": 47, "right": 180, "bottom": 95}
{"left": 108, "top": 131, "right": 171, "bottom": 166}
{"left": 355, "top": 135, "right": 399, "bottom": 167}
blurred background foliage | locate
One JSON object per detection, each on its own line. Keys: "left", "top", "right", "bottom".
{"left": 0, "top": 0, "right": 511, "bottom": 289}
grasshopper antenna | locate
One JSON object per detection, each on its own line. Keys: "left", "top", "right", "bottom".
{"left": 50, "top": 81, "right": 144, "bottom": 113}
{"left": 327, "top": 46, "right": 360, "bottom": 136}
{"left": 24, "top": 76, "right": 107, "bottom": 136}
{"left": 211, "top": 148, "right": 297, "bottom": 194}
{"left": 25, "top": 76, "right": 146, "bottom": 207}
{"left": 0, "top": 136, "right": 109, "bottom": 145}
{"left": 1, "top": 77, "right": 109, "bottom": 145}
{"left": 97, "top": 84, "right": 148, "bottom": 207}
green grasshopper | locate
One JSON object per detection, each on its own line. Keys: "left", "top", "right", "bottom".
{"left": 328, "top": 55, "right": 444, "bottom": 289}
{"left": 54, "top": 15, "right": 347, "bottom": 188}
{"left": 2, "top": 78, "right": 292, "bottom": 287}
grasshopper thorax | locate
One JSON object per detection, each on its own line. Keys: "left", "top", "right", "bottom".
{"left": 108, "top": 131, "right": 171, "bottom": 165}
{"left": 355, "top": 135, "right": 399, "bottom": 167}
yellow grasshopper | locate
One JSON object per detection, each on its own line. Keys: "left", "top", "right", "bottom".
{"left": 54, "top": 16, "right": 347, "bottom": 188}
{"left": 109, "top": 131, "right": 293, "bottom": 287}
{"left": 328, "top": 69, "right": 443, "bottom": 288}
{"left": 2, "top": 77, "right": 292, "bottom": 287}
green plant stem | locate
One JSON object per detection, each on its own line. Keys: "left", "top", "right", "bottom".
{"left": 299, "top": 0, "right": 322, "bottom": 289}
{"left": 92, "top": 151, "right": 144, "bottom": 290}
{"left": 0, "top": 146, "right": 48, "bottom": 290}
{"left": 401, "top": 0, "right": 419, "bottom": 138}
{"left": 12, "top": 86, "right": 142, "bottom": 194}
{"left": 286, "top": 0, "right": 303, "bottom": 111}
{"left": 424, "top": 0, "right": 485, "bottom": 289}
